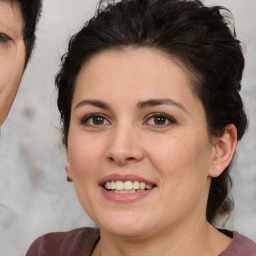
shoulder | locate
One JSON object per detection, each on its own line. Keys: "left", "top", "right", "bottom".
{"left": 25, "top": 227, "right": 100, "bottom": 256}
{"left": 220, "top": 231, "right": 256, "bottom": 256}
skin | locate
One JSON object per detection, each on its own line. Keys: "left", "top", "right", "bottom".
{"left": 0, "top": 1, "right": 25, "bottom": 126}
{"left": 66, "top": 48, "right": 237, "bottom": 256}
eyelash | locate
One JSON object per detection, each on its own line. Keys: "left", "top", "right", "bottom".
{"left": 144, "top": 112, "right": 177, "bottom": 127}
{"left": 0, "top": 33, "right": 11, "bottom": 43}
{"left": 81, "top": 112, "right": 176, "bottom": 128}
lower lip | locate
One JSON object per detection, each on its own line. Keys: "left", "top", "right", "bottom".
{"left": 100, "top": 187, "right": 155, "bottom": 203}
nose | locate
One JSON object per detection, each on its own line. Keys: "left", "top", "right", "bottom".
{"left": 106, "top": 125, "right": 144, "bottom": 165}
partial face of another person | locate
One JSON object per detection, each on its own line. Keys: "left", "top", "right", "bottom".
{"left": 0, "top": 1, "right": 25, "bottom": 126}
{"left": 66, "top": 48, "right": 223, "bottom": 238}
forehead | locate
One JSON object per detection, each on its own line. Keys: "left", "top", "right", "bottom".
{"left": 74, "top": 48, "right": 201, "bottom": 110}
{"left": 76, "top": 48, "right": 196, "bottom": 96}
{"left": 78, "top": 47, "right": 200, "bottom": 95}
{"left": 0, "top": 1, "right": 23, "bottom": 37}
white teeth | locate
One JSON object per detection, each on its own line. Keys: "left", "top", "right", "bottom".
{"left": 105, "top": 182, "right": 111, "bottom": 190}
{"left": 110, "top": 181, "right": 116, "bottom": 190}
{"left": 115, "top": 181, "right": 124, "bottom": 191}
{"left": 124, "top": 181, "right": 133, "bottom": 190}
{"left": 145, "top": 184, "right": 153, "bottom": 190}
{"left": 140, "top": 182, "right": 146, "bottom": 190}
{"left": 104, "top": 180, "right": 154, "bottom": 191}
{"left": 133, "top": 181, "right": 140, "bottom": 189}
{"left": 114, "top": 189, "right": 136, "bottom": 194}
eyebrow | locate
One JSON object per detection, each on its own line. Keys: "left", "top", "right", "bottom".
{"left": 74, "top": 98, "right": 187, "bottom": 113}
{"left": 74, "top": 99, "right": 111, "bottom": 110}
{"left": 137, "top": 98, "right": 187, "bottom": 113}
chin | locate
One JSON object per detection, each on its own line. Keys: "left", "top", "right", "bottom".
{"left": 95, "top": 211, "right": 155, "bottom": 238}
{"left": 103, "top": 223, "right": 153, "bottom": 238}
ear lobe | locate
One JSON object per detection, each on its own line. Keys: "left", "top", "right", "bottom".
{"left": 209, "top": 124, "right": 237, "bottom": 178}
{"left": 65, "top": 162, "right": 72, "bottom": 176}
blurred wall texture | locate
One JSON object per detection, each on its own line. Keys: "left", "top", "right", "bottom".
{"left": 0, "top": 0, "right": 255, "bottom": 255}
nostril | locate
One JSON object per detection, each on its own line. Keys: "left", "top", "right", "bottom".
{"left": 126, "top": 157, "right": 135, "bottom": 161}
{"left": 106, "top": 146, "right": 144, "bottom": 164}
{"left": 108, "top": 156, "right": 115, "bottom": 162}
{"left": 107, "top": 155, "right": 136, "bottom": 165}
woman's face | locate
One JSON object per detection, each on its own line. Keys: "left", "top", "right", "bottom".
{"left": 66, "top": 48, "right": 216, "bottom": 238}
{"left": 0, "top": 1, "right": 25, "bottom": 125}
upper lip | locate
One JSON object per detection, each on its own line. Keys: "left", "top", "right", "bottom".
{"left": 99, "top": 174, "right": 156, "bottom": 186}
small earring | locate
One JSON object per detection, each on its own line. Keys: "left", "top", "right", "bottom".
{"left": 66, "top": 175, "right": 73, "bottom": 182}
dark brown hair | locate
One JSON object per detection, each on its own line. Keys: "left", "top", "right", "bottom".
{"left": 5, "top": 0, "right": 42, "bottom": 67}
{"left": 55, "top": 0, "right": 247, "bottom": 223}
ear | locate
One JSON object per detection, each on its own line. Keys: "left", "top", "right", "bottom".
{"left": 208, "top": 124, "right": 237, "bottom": 178}
{"left": 62, "top": 136, "right": 67, "bottom": 147}
{"left": 65, "top": 161, "right": 72, "bottom": 176}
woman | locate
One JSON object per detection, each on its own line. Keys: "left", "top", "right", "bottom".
{"left": 26, "top": 0, "right": 256, "bottom": 255}
{"left": 0, "top": 0, "right": 42, "bottom": 127}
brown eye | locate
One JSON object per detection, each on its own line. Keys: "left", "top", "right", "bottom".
{"left": 154, "top": 116, "right": 167, "bottom": 125}
{"left": 0, "top": 33, "right": 11, "bottom": 43}
{"left": 93, "top": 116, "right": 105, "bottom": 125}
{"left": 145, "top": 113, "right": 176, "bottom": 127}
{"left": 82, "top": 114, "right": 110, "bottom": 126}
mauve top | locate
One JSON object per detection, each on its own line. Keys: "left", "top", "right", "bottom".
{"left": 26, "top": 227, "right": 256, "bottom": 256}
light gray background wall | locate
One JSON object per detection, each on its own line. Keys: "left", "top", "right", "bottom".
{"left": 0, "top": 0, "right": 255, "bottom": 255}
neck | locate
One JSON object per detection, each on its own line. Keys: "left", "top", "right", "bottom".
{"left": 93, "top": 220, "right": 231, "bottom": 256}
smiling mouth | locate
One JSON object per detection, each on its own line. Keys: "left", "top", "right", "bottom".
{"left": 103, "top": 180, "right": 156, "bottom": 193}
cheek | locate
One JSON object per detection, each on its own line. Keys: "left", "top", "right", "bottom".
{"left": 0, "top": 56, "right": 12, "bottom": 87}
{"left": 67, "top": 135, "right": 100, "bottom": 203}
{"left": 149, "top": 136, "right": 202, "bottom": 170}
{"left": 147, "top": 133, "right": 211, "bottom": 191}
{"left": 0, "top": 50, "right": 25, "bottom": 90}
{"left": 67, "top": 133, "right": 105, "bottom": 180}
{"left": 149, "top": 137, "right": 211, "bottom": 218}
{"left": 11, "top": 52, "right": 25, "bottom": 84}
